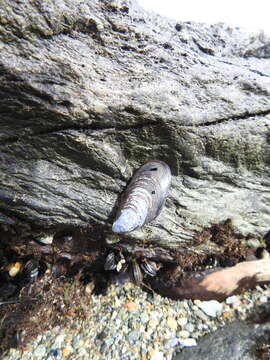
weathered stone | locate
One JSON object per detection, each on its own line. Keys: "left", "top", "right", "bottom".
{"left": 0, "top": 0, "right": 270, "bottom": 252}
{"left": 174, "top": 320, "right": 270, "bottom": 360}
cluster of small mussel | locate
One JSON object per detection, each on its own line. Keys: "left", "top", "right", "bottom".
{"left": 0, "top": 255, "right": 44, "bottom": 305}
{"left": 0, "top": 160, "right": 172, "bottom": 302}
{"left": 104, "top": 250, "right": 162, "bottom": 285}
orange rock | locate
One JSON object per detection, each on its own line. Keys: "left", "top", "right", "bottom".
{"left": 66, "top": 311, "right": 76, "bottom": 317}
{"left": 124, "top": 301, "right": 139, "bottom": 311}
{"left": 62, "top": 346, "right": 73, "bottom": 357}
{"left": 222, "top": 311, "right": 232, "bottom": 319}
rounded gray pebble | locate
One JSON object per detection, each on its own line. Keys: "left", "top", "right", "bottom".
{"left": 127, "top": 330, "right": 141, "bottom": 343}
{"left": 140, "top": 312, "right": 150, "bottom": 323}
{"left": 185, "top": 323, "right": 195, "bottom": 332}
{"left": 164, "top": 337, "right": 179, "bottom": 349}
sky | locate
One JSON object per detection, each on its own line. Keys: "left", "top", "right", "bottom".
{"left": 137, "top": 0, "right": 270, "bottom": 35}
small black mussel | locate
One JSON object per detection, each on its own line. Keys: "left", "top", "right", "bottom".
{"left": 52, "top": 258, "right": 70, "bottom": 278}
{"left": 104, "top": 252, "right": 117, "bottom": 271}
{"left": 140, "top": 259, "right": 159, "bottom": 277}
{"left": 23, "top": 259, "right": 39, "bottom": 280}
{"left": 130, "top": 260, "right": 143, "bottom": 284}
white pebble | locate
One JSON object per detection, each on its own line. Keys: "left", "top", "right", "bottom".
{"left": 178, "top": 330, "right": 190, "bottom": 339}
{"left": 185, "top": 323, "right": 194, "bottom": 332}
{"left": 150, "top": 350, "right": 164, "bottom": 360}
{"left": 226, "top": 295, "right": 239, "bottom": 305}
{"left": 197, "top": 300, "right": 223, "bottom": 317}
{"left": 179, "top": 338, "right": 197, "bottom": 347}
{"left": 178, "top": 317, "right": 188, "bottom": 326}
{"left": 259, "top": 295, "right": 268, "bottom": 303}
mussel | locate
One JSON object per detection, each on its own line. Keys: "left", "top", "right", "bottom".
{"left": 140, "top": 259, "right": 159, "bottom": 277}
{"left": 112, "top": 160, "right": 171, "bottom": 233}
{"left": 130, "top": 260, "right": 143, "bottom": 284}
{"left": 23, "top": 259, "right": 39, "bottom": 279}
{"left": 104, "top": 252, "right": 117, "bottom": 271}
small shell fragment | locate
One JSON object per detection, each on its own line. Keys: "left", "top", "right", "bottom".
{"left": 36, "top": 235, "right": 53, "bottom": 245}
{"left": 8, "top": 262, "right": 22, "bottom": 277}
{"left": 116, "top": 258, "right": 126, "bottom": 272}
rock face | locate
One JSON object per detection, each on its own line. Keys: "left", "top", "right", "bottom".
{"left": 174, "top": 320, "right": 270, "bottom": 360}
{"left": 0, "top": 0, "right": 270, "bottom": 249}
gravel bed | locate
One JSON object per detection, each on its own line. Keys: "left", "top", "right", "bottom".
{"left": 3, "top": 282, "right": 270, "bottom": 360}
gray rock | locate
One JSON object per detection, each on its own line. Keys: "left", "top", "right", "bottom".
{"left": 173, "top": 321, "right": 270, "bottom": 360}
{"left": 184, "top": 324, "right": 194, "bottom": 333}
{"left": 194, "top": 310, "right": 209, "bottom": 322}
{"left": 0, "top": 0, "right": 270, "bottom": 255}
{"left": 140, "top": 312, "right": 150, "bottom": 324}
{"left": 164, "top": 338, "right": 179, "bottom": 349}
{"left": 126, "top": 330, "right": 141, "bottom": 343}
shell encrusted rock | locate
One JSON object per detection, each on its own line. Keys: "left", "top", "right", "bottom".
{"left": 112, "top": 160, "right": 171, "bottom": 233}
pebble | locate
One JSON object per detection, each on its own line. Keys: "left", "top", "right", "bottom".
{"left": 127, "top": 330, "right": 140, "bottom": 343}
{"left": 178, "top": 330, "right": 190, "bottom": 339}
{"left": 179, "top": 338, "right": 197, "bottom": 347}
{"left": 226, "top": 295, "right": 239, "bottom": 305}
{"left": 178, "top": 317, "right": 188, "bottom": 327}
{"left": 140, "top": 312, "right": 149, "bottom": 324}
{"left": 259, "top": 295, "right": 268, "bottom": 303}
{"left": 50, "top": 349, "right": 60, "bottom": 357}
{"left": 164, "top": 338, "right": 179, "bottom": 349}
{"left": 185, "top": 323, "right": 194, "bottom": 332}
{"left": 85, "top": 281, "right": 95, "bottom": 295}
{"left": 2, "top": 281, "right": 270, "bottom": 360}
{"left": 62, "top": 346, "right": 73, "bottom": 357}
{"left": 52, "top": 334, "right": 66, "bottom": 347}
{"left": 124, "top": 301, "right": 139, "bottom": 311}
{"left": 195, "top": 300, "right": 223, "bottom": 317}
{"left": 167, "top": 316, "right": 178, "bottom": 331}
{"left": 194, "top": 309, "right": 209, "bottom": 322}
{"left": 33, "top": 345, "right": 47, "bottom": 357}
{"left": 149, "top": 349, "right": 164, "bottom": 360}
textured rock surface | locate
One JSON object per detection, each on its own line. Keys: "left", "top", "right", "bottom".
{"left": 174, "top": 320, "right": 270, "bottom": 360}
{"left": 0, "top": 0, "right": 270, "bottom": 249}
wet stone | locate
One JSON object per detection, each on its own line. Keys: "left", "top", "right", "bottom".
{"left": 127, "top": 330, "right": 141, "bottom": 343}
